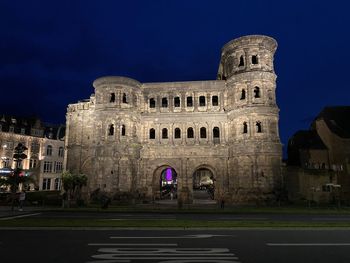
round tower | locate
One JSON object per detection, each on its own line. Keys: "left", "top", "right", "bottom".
{"left": 220, "top": 35, "right": 282, "bottom": 204}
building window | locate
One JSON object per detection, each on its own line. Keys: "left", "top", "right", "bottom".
{"left": 187, "top": 127, "right": 194, "bottom": 138}
{"left": 149, "top": 128, "right": 155, "bottom": 139}
{"left": 149, "top": 98, "right": 156, "bottom": 108}
{"left": 162, "top": 97, "right": 168, "bottom": 108}
{"left": 122, "top": 93, "right": 128, "bottom": 104}
{"left": 108, "top": 124, "right": 114, "bottom": 136}
{"left": 54, "top": 161, "right": 63, "bottom": 173}
{"left": 54, "top": 178, "right": 61, "bottom": 190}
{"left": 187, "top": 96, "right": 193, "bottom": 107}
{"left": 2, "top": 158, "right": 10, "bottom": 168}
{"left": 256, "top": 122, "right": 262, "bottom": 133}
{"left": 31, "top": 142, "right": 39, "bottom": 153}
{"left": 239, "top": 55, "right": 244, "bottom": 67}
{"left": 213, "top": 127, "right": 220, "bottom": 138}
{"left": 252, "top": 55, "right": 259, "bottom": 64}
{"left": 254, "top": 86, "right": 261, "bottom": 98}
{"left": 110, "top": 93, "right": 115, "bottom": 103}
{"left": 121, "top": 125, "right": 126, "bottom": 136}
{"left": 58, "top": 147, "right": 64, "bottom": 157}
{"left": 212, "top": 96, "right": 219, "bottom": 106}
{"left": 20, "top": 128, "right": 25, "bottom": 135}
{"left": 29, "top": 159, "right": 37, "bottom": 169}
{"left": 240, "top": 89, "right": 246, "bottom": 100}
{"left": 9, "top": 126, "right": 14, "bottom": 133}
{"left": 43, "top": 161, "right": 53, "bottom": 173}
{"left": 199, "top": 96, "right": 206, "bottom": 107}
{"left": 174, "top": 128, "right": 181, "bottom": 139}
{"left": 243, "top": 122, "right": 248, "bottom": 134}
{"left": 174, "top": 97, "right": 180, "bottom": 107}
{"left": 42, "top": 178, "right": 51, "bottom": 190}
{"left": 162, "top": 128, "right": 168, "bottom": 139}
{"left": 46, "top": 145, "right": 52, "bottom": 156}
{"left": 200, "top": 127, "right": 207, "bottom": 138}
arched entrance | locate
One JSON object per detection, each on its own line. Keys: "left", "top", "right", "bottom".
{"left": 192, "top": 168, "right": 216, "bottom": 203}
{"left": 159, "top": 167, "right": 177, "bottom": 200}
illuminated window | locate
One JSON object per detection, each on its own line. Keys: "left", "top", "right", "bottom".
{"left": 121, "top": 125, "right": 126, "bottom": 136}
{"left": 46, "top": 145, "right": 52, "bottom": 156}
{"left": 243, "top": 122, "right": 248, "bottom": 134}
{"left": 110, "top": 93, "right": 115, "bottom": 103}
{"left": 252, "top": 55, "right": 258, "bottom": 64}
{"left": 200, "top": 127, "right": 207, "bottom": 138}
{"left": 108, "top": 124, "right": 114, "bottom": 136}
{"left": 162, "top": 128, "right": 168, "bottom": 139}
{"left": 174, "top": 97, "right": 180, "bottom": 107}
{"left": 187, "top": 96, "right": 193, "bottom": 107}
{"left": 199, "top": 96, "right": 206, "bottom": 107}
{"left": 187, "top": 127, "right": 194, "bottom": 138}
{"left": 162, "top": 97, "right": 168, "bottom": 108}
{"left": 254, "top": 86, "right": 261, "bottom": 98}
{"left": 240, "top": 89, "right": 246, "bottom": 100}
{"left": 149, "top": 128, "right": 155, "bottom": 139}
{"left": 149, "top": 98, "right": 156, "bottom": 108}
{"left": 174, "top": 128, "right": 181, "bottom": 139}
{"left": 212, "top": 96, "right": 218, "bottom": 106}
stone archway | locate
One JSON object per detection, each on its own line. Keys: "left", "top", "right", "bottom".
{"left": 152, "top": 165, "right": 178, "bottom": 201}
{"left": 191, "top": 165, "right": 217, "bottom": 204}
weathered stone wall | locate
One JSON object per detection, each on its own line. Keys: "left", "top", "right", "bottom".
{"left": 65, "top": 35, "right": 282, "bottom": 205}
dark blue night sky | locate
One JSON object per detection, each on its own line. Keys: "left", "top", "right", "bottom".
{"left": 1, "top": 0, "right": 349, "bottom": 155}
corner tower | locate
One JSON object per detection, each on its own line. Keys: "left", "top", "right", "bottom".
{"left": 219, "top": 35, "right": 282, "bottom": 203}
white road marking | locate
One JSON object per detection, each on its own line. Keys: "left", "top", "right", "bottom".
{"left": 110, "top": 234, "right": 231, "bottom": 239}
{"left": 88, "top": 243, "right": 178, "bottom": 246}
{"left": 267, "top": 243, "right": 350, "bottom": 246}
{"left": 0, "top": 213, "right": 41, "bottom": 220}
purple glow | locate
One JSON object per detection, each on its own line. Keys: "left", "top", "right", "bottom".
{"left": 165, "top": 168, "right": 172, "bottom": 181}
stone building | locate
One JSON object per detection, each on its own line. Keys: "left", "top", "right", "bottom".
{"left": 0, "top": 115, "right": 65, "bottom": 191}
{"left": 65, "top": 35, "right": 282, "bottom": 204}
{"left": 286, "top": 106, "right": 350, "bottom": 203}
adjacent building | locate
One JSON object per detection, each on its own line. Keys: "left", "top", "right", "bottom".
{"left": 0, "top": 115, "right": 65, "bottom": 191}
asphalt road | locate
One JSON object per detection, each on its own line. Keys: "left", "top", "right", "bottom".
{"left": 17, "top": 211, "right": 350, "bottom": 222}
{"left": 1, "top": 229, "right": 350, "bottom": 263}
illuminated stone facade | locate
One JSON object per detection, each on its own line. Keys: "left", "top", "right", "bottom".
{"left": 65, "top": 35, "right": 282, "bottom": 204}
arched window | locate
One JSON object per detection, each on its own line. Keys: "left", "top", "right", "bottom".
{"left": 240, "top": 89, "right": 246, "bottom": 100}
{"left": 199, "top": 96, "right": 206, "bottom": 107}
{"left": 149, "top": 128, "right": 155, "bottom": 139}
{"left": 174, "top": 97, "right": 180, "bottom": 107}
{"left": 213, "top": 127, "right": 220, "bottom": 138}
{"left": 110, "top": 93, "right": 115, "bottom": 103}
{"left": 239, "top": 55, "right": 244, "bottom": 67}
{"left": 122, "top": 93, "right": 128, "bottom": 104}
{"left": 121, "top": 125, "right": 126, "bottom": 136}
{"left": 58, "top": 147, "right": 64, "bottom": 157}
{"left": 162, "top": 97, "right": 168, "bottom": 108}
{"left": 252, "top": 55, "right": 259, "bottom": 64}
{"left": 254, "top": 86, "right": 261, "bottom": 98}
{"left": 200, "top": 127, "right": 207, "bottom": 138}
{"left": 162, "top": 128, "right": 168, "bottom": 139}
{"left": 149, "top": 98, "right": 156, "bottom": 108}
{"left": 174, "top": 128, "right": 181, "bottom": 139}
{"left": 243, "top": 122, "right": 248, "bottom": 134}
{"left": 212, "top": 95, "right": 219, "bottom": 106}
{"left": 46, "top": 145, "right": 52, "bottom": 156}
{"left": 256, "top": 121, "right": 262, "bottom": 133}
{"left": 108, "top": 124, "right": 114, "bottom": 136}
{"left": 187, "top": 127, "right": 194, "bottom": 138}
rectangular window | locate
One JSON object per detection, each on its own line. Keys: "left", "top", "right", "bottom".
{"left": 187, "top": 96, "right": 193, "bottom": 107}
{"left": 174, "top": 97, "right": 180, "bottom": 107}
{"left": 199, "top": 96, "right": 206, "bottom": 107}
{"left": 212, "top": 96, "right": 219, "bottom": 106}
{"left": 43, "top": 161, "right": 53, "bottom": 173}
{"left": 42, "top": 178, "right": 51, "bottom": 190}
{"left": 54, "top": 178, "right": 61, "bottom": 190}
{"left": 29, "top": 159, "right": 37, "bottom": 169}
{"left": 54, "top": 162, "right": 63, "bottom": 173}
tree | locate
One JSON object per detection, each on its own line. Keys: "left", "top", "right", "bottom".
{"left": 61, "top": 171, "right": 88, "bottom": 207}
{"left": 0, "top": 143, "right": 32, "bottom": 211}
